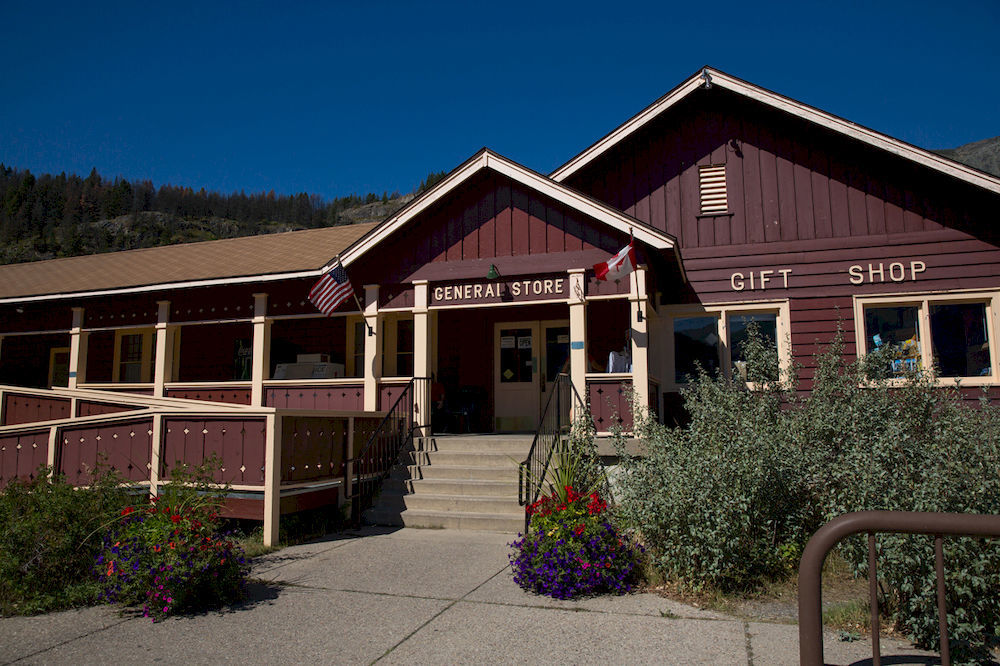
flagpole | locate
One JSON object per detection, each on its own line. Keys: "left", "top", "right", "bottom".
{"left": 337, "top": 255, "right": 374, "bottom": 337}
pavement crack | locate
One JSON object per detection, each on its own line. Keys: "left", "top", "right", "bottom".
{"left": 743, "top": 620, "right": 755, "bottom": 666}
{"left": 7, "top": 615, "right": 135, "bottom": 665}
{"left": 370, "top": 565, "right": 511, "bottom": 665}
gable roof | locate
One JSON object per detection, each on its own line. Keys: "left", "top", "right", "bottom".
{"left": 0, "top": 223, "right": 376, "bottom": 303}
{"left": 339, "top": 148, "right": 676, "bottom": 269}
{"left": 550, "top": 67, "right": 1000, "bottom": 196}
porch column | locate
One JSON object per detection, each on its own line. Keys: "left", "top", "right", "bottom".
{"left": 363, "top": 285, "right": 382, "bottom": 411}
{"left": 152, "top": 301, "right": 174, "bottom": 397}
{"left": 568, "top": 269, "right": 587, "bottom": 419}
{"left": 68, "top": 307, "right": 88, "bottom": 389}
{"left": 412, "top": 280, "right": 431, "bottom": 436}
{"left": 629, "top": 266, "right": 650, "bottom": 418}
{"left": 251, "top": 293, "right": 271, "bottom": 407}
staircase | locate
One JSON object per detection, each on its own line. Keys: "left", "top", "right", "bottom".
{"left": 362, "top": 434, "right": 532, "bottom": 532}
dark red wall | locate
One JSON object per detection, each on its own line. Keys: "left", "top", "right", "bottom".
{"left": 0, "top": 333, "right": 69, "bottom": 388}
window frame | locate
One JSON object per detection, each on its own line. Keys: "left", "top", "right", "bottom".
{"left": 112, "top": 327, "right": 154, "bottom": 383}
{"left": 853, "top": 290, "right": 1000, "bottom": 386}
{"left": 663, "top": 300, "right": 791, "bottom": 391}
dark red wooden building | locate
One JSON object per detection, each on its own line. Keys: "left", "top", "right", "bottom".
{"left": 2, "top": 67, "right": 999, "bottom": 538}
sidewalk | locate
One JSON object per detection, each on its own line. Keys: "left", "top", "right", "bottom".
{"left": 1, "top": 527, "right": 936, "bottom": 665}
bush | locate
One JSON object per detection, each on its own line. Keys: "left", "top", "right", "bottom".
{"left": 613, "top": 326, "right": 812, "bottom": 592}
{"left": 0, "top": 467, "right": 133, "bottom": 615}
{"left": 95, "top": 463, "right": 249, "bottom": 621}
{"left": 510, "top": 486, "right": 641, "bottom": 599}
{"left": 615, "top": 324, "right": 1000, "bottom": 660}
{"left": 800, "top": 333, "right": 1000, "bottom": 660}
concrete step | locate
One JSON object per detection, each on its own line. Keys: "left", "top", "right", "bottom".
{"left": 421, "top": 436, "right": 535, "bottom": 456}
{"left": 422, "top": 451, "right": 523, "bottom": 468}
{"left": 365, "top": 508, "right": 525, "bottom": 532}
{"left": 408, "top": 464, "right": 519, "bottom": 482}
{"left": 383, "top": 476, "right": 518, "bottom": 497}
{"left": 376, "top": 492, "right": 523, "bottom": 515}
{"left": 408, "top": 478, "right": 519, "bottom": 497}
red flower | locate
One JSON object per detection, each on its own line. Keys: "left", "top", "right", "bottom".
{"left": 120, "top": 506, "right": 134, "bottom": 516}
{"left": 171, "top": 514, "right": 181, "bottom": 524}
{"left": 574, "top": 523, "right": 586, "bottom": 536}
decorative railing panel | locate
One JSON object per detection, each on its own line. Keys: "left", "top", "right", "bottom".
{"left": 265, "top": 383, "right": 364, "bottom": 411}
{"left": 76, "top": 400, "right": 141, "bottom": 417}
{"left": 2, "top": 392, "right": 71, "bottom": 426}
{"left": 0, "top": 429, "right": 50, "bottom": 487}
{"left": 280, "top": 416, "right": 347, "bottom": 484}
{"left": 161, "top": 417, "right": 267, "bottom": 486}
{"left": 165, "top": 387, "right": 252, "bottom": 405}
{"left": 58, "top": 418, "right": 154, "bottom": 486}
{"left": 587, "top": 377, "right": 633, "bottom": 432}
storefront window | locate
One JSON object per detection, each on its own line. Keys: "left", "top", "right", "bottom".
{"left": 858, "top": 295, "right": 996, "bottom": 382}
{"left": 674, "top": 316, "right": 720, "bottom": 383}
{"left": 729, "top": 312, "right": 778, "bottom": 381}
{"left": 352, "top": 320, "right": 365, "bottom": 378}
{"left": 931, "top": 303, "right": 990, "bottom": 378}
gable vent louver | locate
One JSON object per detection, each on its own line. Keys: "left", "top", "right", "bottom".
{"left": 699, "top": 164, "right": 728, "bottom": 214}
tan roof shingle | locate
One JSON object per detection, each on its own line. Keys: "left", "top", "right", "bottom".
{"left": 0, "top": 223, "right": 376, "bottom": 301}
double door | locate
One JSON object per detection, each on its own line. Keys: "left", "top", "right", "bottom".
{"left": 493, "top": 319, "right": 570, "bottom": 432}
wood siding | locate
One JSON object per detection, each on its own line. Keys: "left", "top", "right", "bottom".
{"left": 352, "top": 171, "right": 631, "bottom": 288}
{"left": 564, "top": 89, "right": 997, "bottom": 253}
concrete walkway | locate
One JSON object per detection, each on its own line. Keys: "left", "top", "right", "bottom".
{"left": 1, "top": 527, "right": 937, "bottom": 665}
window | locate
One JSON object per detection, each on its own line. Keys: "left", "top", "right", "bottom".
{"left": 699, "top": 164, "right": 728, "bottom": 214}
{"left": 855, "top": 292, "right": 998, "bottom": 383}
{"left": 665, "top": 301, "right": 790, "bottom": 388}
{"left": 113, "top": 328, "right": 154, "bottom": 383}
{"left": 395, "top": 319, "right": 414, "bottom": 376}
{"left": 350, "top": 319, "right": 366, "bottom": 378}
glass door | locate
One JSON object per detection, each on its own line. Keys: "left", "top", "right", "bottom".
{"left": 494, "top": 322, "right": 539, "bottom": 431}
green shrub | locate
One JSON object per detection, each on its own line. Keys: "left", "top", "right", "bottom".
{"left": 799, "top": 333, "right": 1000, "bottom": 660}
{"left": 0, "top": 467, "right": 133, "bottom": 615}
{"left": 615, "top": 324, "right": 1000, "bottom": 660}
{"left": 613, "top": 324, "right": 812, "bottom": 592}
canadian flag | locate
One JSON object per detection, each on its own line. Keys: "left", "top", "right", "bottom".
{"left": 593, "top": 242, "right": 636, "bottom": 281}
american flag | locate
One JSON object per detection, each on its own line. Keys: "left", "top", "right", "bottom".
{"left": 309, "top": 259, "right": 354, "bottom": 315}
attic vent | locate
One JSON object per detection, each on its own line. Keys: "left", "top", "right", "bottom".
{"left": 699, "top": 164, "right": 728, "bottom": 214}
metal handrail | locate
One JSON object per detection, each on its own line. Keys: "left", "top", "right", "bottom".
{"left": 518, "top": 373, "right": 578, "bottom": 532}
{"left": 345, "top": 376, "right": 429, "bottom": 524}
{"left": 798, "top": 510, "right": 1000, "bottom": 666}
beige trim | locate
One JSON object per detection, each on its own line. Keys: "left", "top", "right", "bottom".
{"left": 852, "top": 289, "right": 1000, "bottom": 386}
{"left": 568, "top": 270, "right": 587, "bottom": 420}
{"left": 363, "top": 285, "right": 381, "bottom": 411}
{"left": 413, "top": 281, "right": 431, "bottom": 435}
{"left": 629, "top": 268, "right": 650, "bottom": 411}
{"left": 153, "top": 301, "right": 172, "bottom": 397}
{"left": 68, "top": 307, "right": 86, "bottom": 389}
{"left": 339, "top": 150, "right": 675, "bottom": 272}
{"left": 251, "top": 294, "right": 270, "bottom": 407}
{"left": 263, "top": 413, "right": 281, "bottom": 548}
{"left": 662, "top": 299, "right": 792, "bottom": 392}
{"left": 551, "top": 68, "right": 1000, "bottom": 197}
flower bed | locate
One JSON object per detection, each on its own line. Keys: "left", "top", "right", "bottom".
{"left": 95, "top": 489, "right": 248, "bottom": 621}
{"left": 509, "top": 486, "right": 642, "bottom": 599}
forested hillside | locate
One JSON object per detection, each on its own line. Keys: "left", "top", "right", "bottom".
{"left": 0, "top": 166, "right": 447, "bottom": 265}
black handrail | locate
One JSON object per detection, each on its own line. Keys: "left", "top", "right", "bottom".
{"left": 518, "top": 373, "right": 576, "bottom": 532}
{"left": 346, "top": 377, "right": 430, "bottom": 525}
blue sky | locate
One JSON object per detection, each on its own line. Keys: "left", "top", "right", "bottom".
{"left": 2, "top": 1, "right": 997, "bottom": 200}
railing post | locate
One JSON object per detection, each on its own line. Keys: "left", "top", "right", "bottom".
{"left": 568, "top": 269, "right": 587, "bottom": 422}
{"left": 263, "top": 413, "right": 282, "bottom": 547}
{"left": 47, "top": 425, "right": 58, "bottom": 471}
{"left": 149, "top": 413, "right": 163, "bottom": 497}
